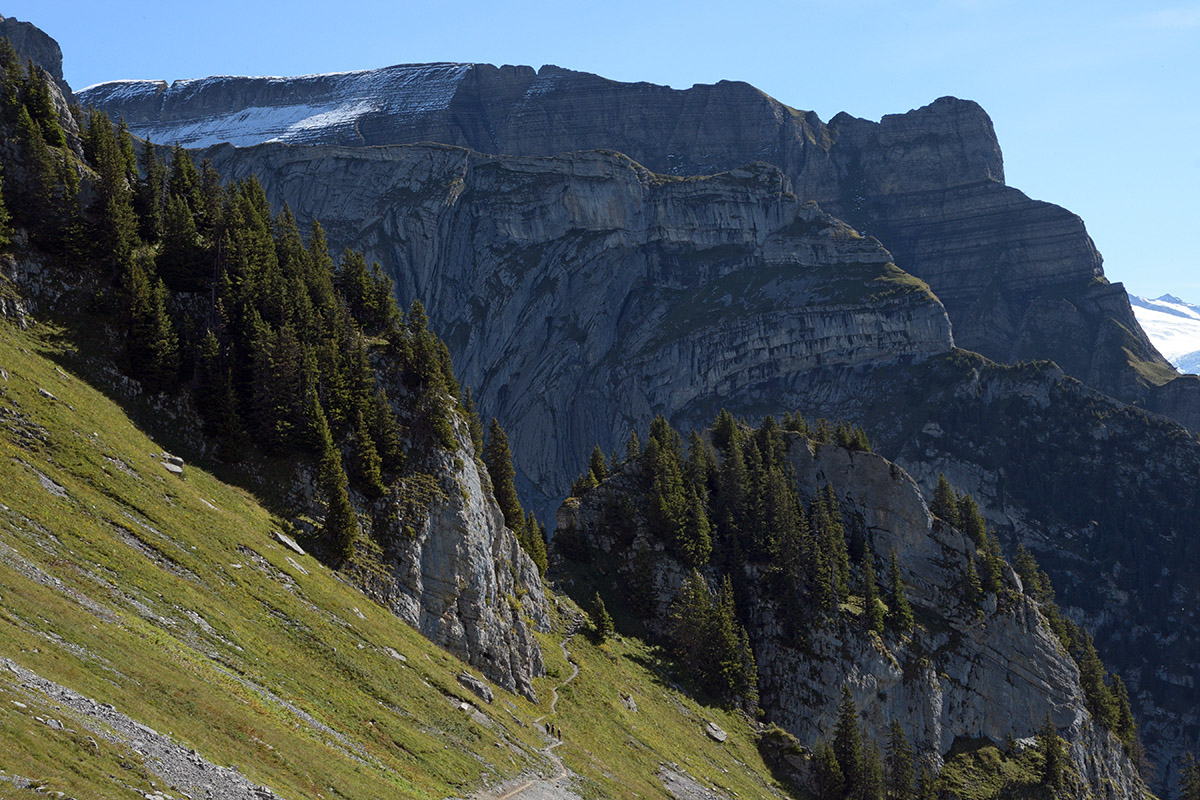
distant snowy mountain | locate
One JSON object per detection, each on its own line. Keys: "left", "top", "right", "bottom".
{"left": 1130, "top": 294, "right": 1200, "bottom": 374}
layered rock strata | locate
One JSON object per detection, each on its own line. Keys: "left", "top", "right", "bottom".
{"left": 81, "top": 65, "right": 1184, "bottom": 412}
{"left": 203, "top": 142, "right": 953, "bottom": 517}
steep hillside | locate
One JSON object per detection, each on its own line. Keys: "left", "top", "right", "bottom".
{"left": 0, "top": 320, "right": 800, "bottom": 800}
{"left": 81, "top": 62, "right": 1188, "bottom": 419}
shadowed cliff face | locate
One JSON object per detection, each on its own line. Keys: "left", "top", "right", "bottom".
{"left": 203, "top": 142, "right": 953, "bottom": 519}
{"left": 81, "top": 65, "right": 1183, "bottom": 412}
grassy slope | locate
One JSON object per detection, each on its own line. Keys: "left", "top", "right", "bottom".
{"left": 0, "top": 319, "right": 793, "bottom": 800}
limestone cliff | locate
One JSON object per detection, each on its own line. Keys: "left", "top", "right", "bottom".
{"left": 202, "top": 142, "right": 952, "bottom": 520}
{"left": 556, "top": 433, "right": 1146, "bottom": 798}
{"left": 343, "top": 416, "right": 548, "bottom": 699}
{"left": 80, "top": 64, "right": 1185, "bottom": 416}
{"left": 0, "top": 13, "right": 71, "bottom": 99}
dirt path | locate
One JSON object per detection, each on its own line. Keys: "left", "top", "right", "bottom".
{"left": 487, "top": 613, "right": 583, "bottom": 800}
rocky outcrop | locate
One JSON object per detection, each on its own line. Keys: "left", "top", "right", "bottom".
{"left": 348, "top": 419, "right": 548, "bottom": 700}
{"left": 557, "top": 435, "right": 1146, "bottom": 797}
{"left": 81, "top": 64, "right": 1182, "bottom": 416}
{"left": 0, "top": 14, "right": 70, "bottom": 98}
{"left": 794, "top": 353, "right": 1200, "bottom": 793}
{"left": 204, "top": 142, "right": 952, "bottom": 519}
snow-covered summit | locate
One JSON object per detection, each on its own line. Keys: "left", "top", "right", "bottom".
{"left": 1130, "top": 293, "right": 1200, "bottom": 374}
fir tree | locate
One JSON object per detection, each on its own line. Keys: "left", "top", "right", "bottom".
{"left": 886, "top": 550, "right": 915, "bottom": 634}
{"left": 862, "top": 553, "right": 884, "bottom": 634}
{"left": 353, "top": 406, "right": 386, "bottom": 497}
{"left": 1037, "top": 714, "right": 1066, "bottom": 792}
{"left": 124, "top": 252, "right": 178, "bottom": 392}
{"left": 1181, "top": 753, "right": 1200, "bottom": 800}
{"left": 834, "top": 687, "right": 864, "bottom": 798}
{"left": 312, "top": 389, "right": 357, "bottom": 559}
{"left": 591, "top": 591, "right": 614, "bottom": 642}
{"left": 588, "top": 444, "right": 609, "bottom": 483}
{"left": 813, "top": 740, "right": 844, "bottom": 800}
{"left": 885, "top": 720, "right": 915, "bottom": 800}
{"left": 961, "top": 558, "right": 982, "bottom": 610}
{"left": 484, "top": 418, "right": 524, "bottom": 534}
{"left": 625, "top": 429, "right": 641, "bottom": 463}
{"left": 931, "top": 474, "right": 959, "bottom": 527}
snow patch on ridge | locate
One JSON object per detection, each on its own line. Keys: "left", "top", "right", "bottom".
{"left": 79, "top": 63, "right": 473, "bottom": 149}
{"left": 1131, "top": 294, "right": 1200, "bottom": 374}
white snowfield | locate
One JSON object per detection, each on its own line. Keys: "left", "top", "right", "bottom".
{"left": 77, "top": 63, "right": 474, "bottom": 149}
{"left": 1130, "top": 294, "right": 1200, "bottom": 374}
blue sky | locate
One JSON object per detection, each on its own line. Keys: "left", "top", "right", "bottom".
{"left": 8, "top": 0, "right": 1198, "bottom": 298}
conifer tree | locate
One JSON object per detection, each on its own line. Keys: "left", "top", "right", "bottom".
{"left": 957, "top": 492, "right": 986, "bottom": 547}
{"left": 863, "top": 553, "right": 884, "bottom": 634}
{"left": 311, "top": 389, "right": 357, "bottom": 559}
{"left": 1181, "top": 753, "right": 1200, "bottom": 800}
{"left": 1037, "top": 715, "right": 1066, "bottom": 792}
{"left": 813, "top": 740, "right": 844, "bottom": 800}
{"left": 861, "top": 737, "right": 885, "bottom": 800}
{"left": 834, "top": 687, "right": 864, "bottom": 797}
{"left": 484, "top": 418, "right": 524, "bottom": 535}
{"left": 886, "top": 550, "right": 915, "bottom": 634}
{"left": 124, "top": 253, "right": 178, "bottom": 392}
{"left": 353, "top": 406, "right": 386, "bottom": 497}
{"left": 625, "top": 429, "right": 641, "bottom": 463}
{"left": 712, "top": 408, "right": 738, "bottom": 452}
{"left": 591, "top": 591, "right": 614, "bottom": 642}
{"left": 1110, "top": 674, "right": 1137, "bottom": 749}
{"left": 961, "top": 558, "right": 982, "bottom": 610}
{"left": 588, "top": 444, "right": 609, "bottom": 483}
{"left": 931, "top": 474, "right": 959, "bottom": 527}
{"left": 136, "top": 139, "right": 165, "bottom": 243}
{"left": 885, "top": 720, "right": 915, "bottom": 800}
{"left": 462, "top": 387, "right": 484, "bottom": 457}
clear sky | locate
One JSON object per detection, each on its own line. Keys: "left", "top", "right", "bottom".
{"left": 7, "top": 0, "right": 1198, "bottom": 299}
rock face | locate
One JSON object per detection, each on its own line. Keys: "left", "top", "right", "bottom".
{"left": 81, "top": 64, "right": 1185, "bottom": 417}
{"left": 0, "top": 14, "right": 71, "bottom": 99}
{"left": 204, "top": 142, "right": 952, "bottom": 518}
{"left": 349, "top": 420, "right": 548, "bottom": 699}
{"left": 794, "top": 353, "right": 1200, "bottom": 792}
{"left": 557, "top": 435, "right": 1146, "bottom": 797}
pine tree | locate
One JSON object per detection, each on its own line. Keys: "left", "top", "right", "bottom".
{"left": 1181, "top": 753, "right": 1200, "bottom": 800}
{"left": 861, "top": 737, "right": 885, "bottom": 800}
{"left": 124, "top": 253, "right": 179, "bottom": 392}
{"left": 886, "top": 550, "right": 915, "bottom": 633}
{"left": 885, "top": 720, "right": 915, "bottom": 800}
{"left": 1076, "top": 630, "right": 1118, "bottom": 729}
{"left": 1037, "top": 714, "right": 1066, "bottom": 792}
{"left": 931, "top": 474, "right": 959, "bottom": 527}
{"left": 353, "top": 406, "right": 386, "bottom": 497}
{"left": 961, "top": 558, "right": 982, "bottom": 610}
{"left": 625, "top": 429, "right": 641, "bottom": 462}
{"left": 312, "top": 389, "right": 357, "bottom": 559}
{"left": 588, "top": 444, "right": 609, "bottom": 483}
{"left": 813, "top": 740, "right": 844, "bottom": 800}
{"left": 863, "top": 553, "right": 884, "bottom": 634}
{"left": 484, "top": 418, "right": 524, "bottom": 534}
{"left": 1110, "top": 674, "right": 1137, "bottom": 748}
{"left": 591, "top": 591, "right": 614, "bottom": 642}
{"left": 834, "top": 687, "right": 864, "bottom": 798}
{"left": 957, "top": 492, "right": 986, "bottom": 547}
